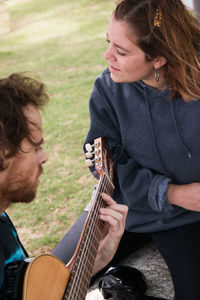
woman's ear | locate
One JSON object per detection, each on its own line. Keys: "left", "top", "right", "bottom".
{"left": 153, "top": 56, "right": 167, "bottom": 69}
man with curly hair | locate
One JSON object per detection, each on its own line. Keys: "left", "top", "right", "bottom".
{"left": 0, "top": 73, "right": 127, "bottom": 299}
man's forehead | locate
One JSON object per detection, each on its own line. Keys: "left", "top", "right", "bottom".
{"left": 23, "top": 104, "right": 43, "bottom": 146}
{"left": 23, "top": 105, "right": 42, "bottom": 129}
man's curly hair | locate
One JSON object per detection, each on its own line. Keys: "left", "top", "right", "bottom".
{"left": 0, "top": 73, "right": 49, "bottom": 171}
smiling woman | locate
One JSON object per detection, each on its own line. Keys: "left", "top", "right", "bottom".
{"left": 63, "top": 0, "right": 200, "bottom": 299}
{"left": 104, "top": 16, "right": 167, "bottom": 90}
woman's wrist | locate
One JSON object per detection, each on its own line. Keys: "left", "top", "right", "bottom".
{"left": 167, "top": 183, "right": 178, "bottom": 205}
{"left": 167, "top": 182, "right": 200, "bottom": 212}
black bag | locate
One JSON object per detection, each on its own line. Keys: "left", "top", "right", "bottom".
{"left": 98, "top": 265, "right": 169, "bottom": 300}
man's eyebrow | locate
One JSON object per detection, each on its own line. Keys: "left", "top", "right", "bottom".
{"left": 106, "top": 33, "right": 131, "bottom": 53}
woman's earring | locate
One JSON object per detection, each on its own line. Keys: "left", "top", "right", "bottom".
{"left": 154, "top": 69, "right": 160, "bottom": 82}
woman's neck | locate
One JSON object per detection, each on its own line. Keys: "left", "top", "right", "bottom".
{"left": 143, "top": 68, "right": 167, "bottom": 91}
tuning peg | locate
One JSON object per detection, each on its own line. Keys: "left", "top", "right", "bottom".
{"left": 85, "top": 152, "right": 93, "bottom": 158}
{"left": 85, "top": 159, "right": 94, "bottom": 167}
{"left": 85, "top": 143, "right": 94, "bottom": 152}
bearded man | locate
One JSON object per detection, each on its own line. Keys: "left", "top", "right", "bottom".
{"left": 0, "top": 73, "right": 127, "bottom": 298}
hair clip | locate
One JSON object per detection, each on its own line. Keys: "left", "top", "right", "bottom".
{"left": 154, "top": 8, "right": 162, "bottom": 27}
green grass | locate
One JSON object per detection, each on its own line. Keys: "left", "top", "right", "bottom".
{"left": 0, "top": 0, "right": 114, "bottom": 256}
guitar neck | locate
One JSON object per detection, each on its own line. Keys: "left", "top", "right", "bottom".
{"left": 63, "top": 172, "right": 114, "bottom": 300}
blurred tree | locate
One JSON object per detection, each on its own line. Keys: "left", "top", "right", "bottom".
{"left": 193, "top": 0, "right": 200, "bottom": 20}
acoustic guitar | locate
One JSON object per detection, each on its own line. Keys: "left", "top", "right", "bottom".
{"left": 4, "top": 137, "right": 114, "bottom": 300}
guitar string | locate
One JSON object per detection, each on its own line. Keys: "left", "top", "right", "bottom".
{"left": 67, "top": 146, "right": 114, "bottom": 298}
{"left": 64, "top": 175, "right": 106, "bottom": 299}
{"left": 69, "top": 172, "right": 114, "bottom": 299}
{"left": 65, "top": 178, "right": 107, "bottom": 299}
{"left": 65, "top": 175, "right": 110, "bottom": 299}
{"left": 66, "top": 176, "right": 108, "bottom": 299}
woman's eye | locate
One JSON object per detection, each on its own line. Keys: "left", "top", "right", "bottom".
{"left": 117, "top": 50, "right": 126, "bottom": 56}
{"left": 105, "top": 38, "right": 126, "bottom": 56}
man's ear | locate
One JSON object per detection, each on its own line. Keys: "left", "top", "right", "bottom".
{"left": 153, "top": 56, "right": 167, "bottom": 69}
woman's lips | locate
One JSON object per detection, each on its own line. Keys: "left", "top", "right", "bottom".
{"left": 109, "top": 65, "right": 120, "bottom": 72}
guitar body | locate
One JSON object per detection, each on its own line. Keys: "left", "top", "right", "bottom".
{"left": 22, "top": 254, "right": 70, "bottom": 300}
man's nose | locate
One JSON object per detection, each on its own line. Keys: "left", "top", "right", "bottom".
{"left": 39, "top": 150, "right": 48, "bottom": 165}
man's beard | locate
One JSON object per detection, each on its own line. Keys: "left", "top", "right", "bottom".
{"left": 8, "top": 184, "right": 37, "bottom": 204}
{"left": 0, "top": 166, "right": 42, "bottom": 209}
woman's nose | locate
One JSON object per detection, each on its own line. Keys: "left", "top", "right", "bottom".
{"left": 104, "top": 46, "right": 116, "bottom": 61}
{"left": 104, "top": 48, "right": 110, "bottom": 60}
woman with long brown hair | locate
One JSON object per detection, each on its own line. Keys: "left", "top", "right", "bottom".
{"left": 54, "top": 1, "right": 200, "bottom": 299}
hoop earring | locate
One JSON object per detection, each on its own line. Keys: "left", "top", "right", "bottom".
{"left": 154, "top": 69, "right": 160, "bottom": 82}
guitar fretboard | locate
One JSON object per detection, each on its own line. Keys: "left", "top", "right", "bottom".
{"left": 63, "top": 172, "right": 114, "bottom": 300}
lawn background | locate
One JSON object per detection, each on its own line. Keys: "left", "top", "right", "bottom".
{"left": 0, "top": 0, "right": 114, "bottom": 256}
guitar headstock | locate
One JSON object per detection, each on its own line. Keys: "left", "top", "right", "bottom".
{"left": 85, "top": 137, "right": 113, "bottom": 181}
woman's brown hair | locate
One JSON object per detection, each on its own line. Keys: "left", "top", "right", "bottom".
{"left": 114, "top": 0, "right": 200, "bottom": 101}
{"left": 0, "top": 73, "right": 49, "bottom": 170}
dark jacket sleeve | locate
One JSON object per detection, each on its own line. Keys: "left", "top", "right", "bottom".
{"left": 84, "top": 77, "right": 173, "bottom": 213}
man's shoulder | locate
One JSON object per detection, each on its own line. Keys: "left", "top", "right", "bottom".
{"left": 0, "top": 212, "right": 14, "bottom": 228}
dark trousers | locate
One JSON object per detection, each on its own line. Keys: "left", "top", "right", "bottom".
{"left": 52, "top": 211, "right": 200, "bottom": 300}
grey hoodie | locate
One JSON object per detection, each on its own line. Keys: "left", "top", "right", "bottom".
{"left": 84, "top": 68, "right": 200, "bottom": 233}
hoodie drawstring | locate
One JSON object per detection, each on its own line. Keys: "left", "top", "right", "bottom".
{"left": 144, "top": 86, "right": 172, "bottom": 175}
{"left": 143, "top": 86, "right": 191, "bottom": 178}
{"left": 169, "top": 100, "right": 192, "bottom": 159}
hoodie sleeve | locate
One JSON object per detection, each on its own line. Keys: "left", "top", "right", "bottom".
{"left": 84, "top": 77, "right": 173, "bottom": 213}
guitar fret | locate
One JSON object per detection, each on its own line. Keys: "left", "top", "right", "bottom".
{"left": 77, "top": 248, "right": 96, "bottom": 267}
{"left": 79, "top": 231, "right": 102, "bottom": 251}
{"left": 64, "top": 172, "right": 114, "bottom": 299}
